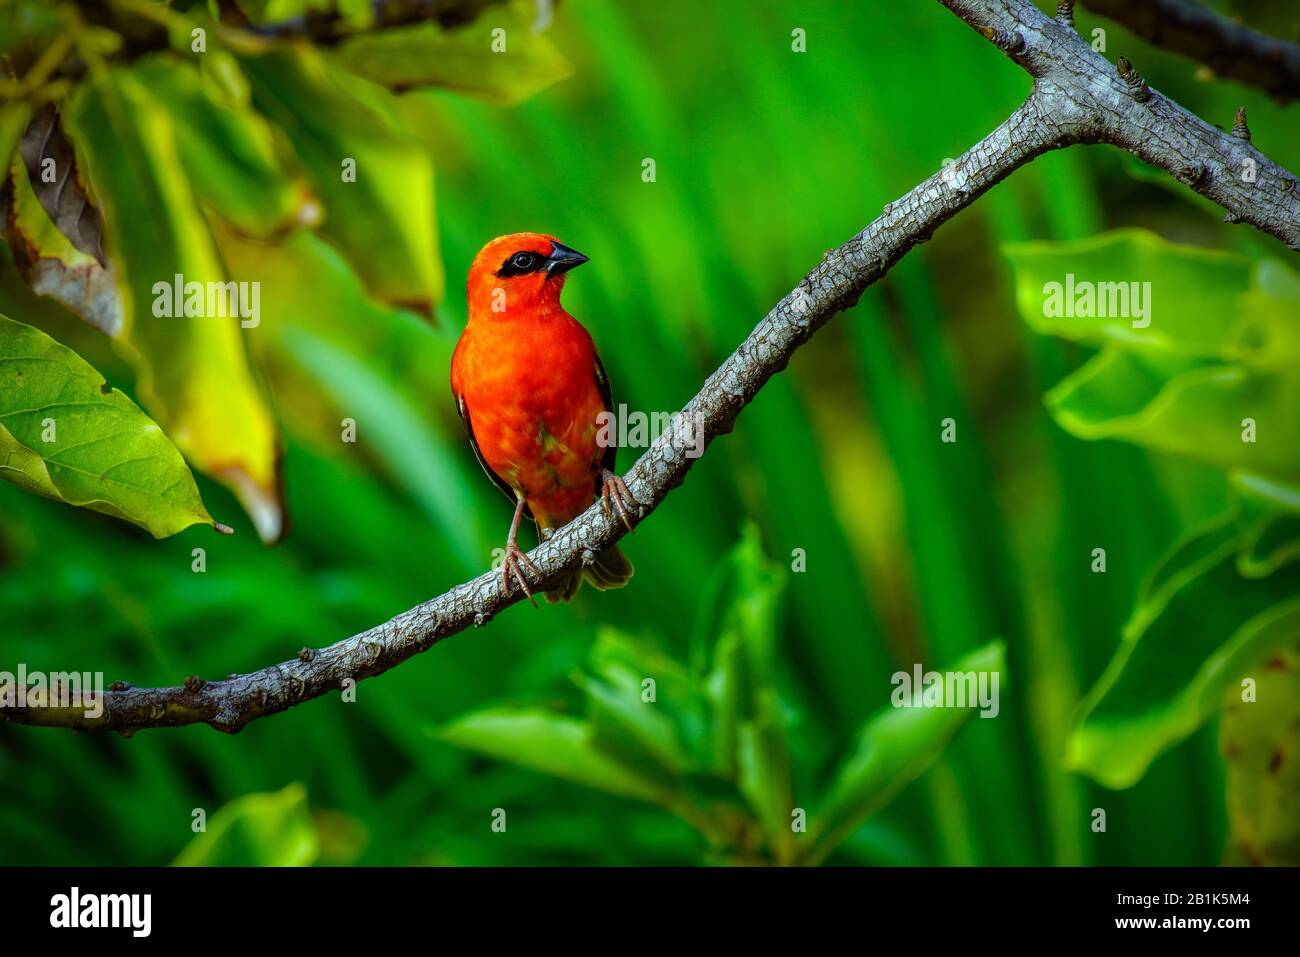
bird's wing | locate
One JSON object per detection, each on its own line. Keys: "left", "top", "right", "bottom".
{"left": 455, "top": 391, "right": 529, "bottom": 514}
{"left": 593, "top": 350, "right": 618, "bottom": 476}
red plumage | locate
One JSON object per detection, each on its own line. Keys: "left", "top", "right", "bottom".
{"left": 451, "top": 233, "right": 635, "bottom": 603}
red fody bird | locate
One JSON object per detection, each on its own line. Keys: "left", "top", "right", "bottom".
{"left": 451, "top": 233, "right": 636, "bottom": 604}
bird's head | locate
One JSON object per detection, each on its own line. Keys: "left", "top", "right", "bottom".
{"left": 467, "top": 232, "right": 589, "bottom": 319}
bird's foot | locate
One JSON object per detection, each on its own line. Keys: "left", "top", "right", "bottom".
{"left": 599, "top": 469, "right": 639, "bottom": 533}
{"left": 501, "top": 541, "right": 540, "bottom": 606}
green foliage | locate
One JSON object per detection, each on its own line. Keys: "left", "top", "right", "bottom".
{"left": 1006, "top": 231, "right": 1300, "bottom": 477}
{"left": 809, "top": 642, "right": 1006, "bottom": 865}
{"left": 1006, "top": 230, "right": 1300, "bottom": 789}
{"left": 174, "top": 784, "right": 319, "bottom": 866}
{"left": 238, "top": 45, "right": 443, "bottom": 309}
{"left": 0, "top": 311, "right": 215, "bottom": 537}
{"left": 64, "top": 66, "right": 282, "bottom": 537}
{"left": 214, "top": 227, "right": 483, "bottom": 560}
{"left": 435, "top": 709, "right": 675, "bottom": 805}
{"left": 434, "top": 528, "right": 999, "bottom": 865}
{"left": 0, "top": 0, "right": 569, "bottom": 536}
{"left": 1067, "top": 509, "right": 1300, "bottom": 787}
{"left": 1006, "top": 229, "right": 1252, "bottom": 355}
{"left": 335, "top": 2, "right": 572, "bottom": 105}
{"left": 128, "top": 57, "right": 311, "bottom": 239}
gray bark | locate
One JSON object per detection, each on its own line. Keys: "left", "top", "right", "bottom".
{"left": 1080, "top": 0, "right": 1300, "bottom": 101}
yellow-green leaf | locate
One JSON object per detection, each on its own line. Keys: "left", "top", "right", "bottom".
{"left": 240, "top": 46, "right": 442, "bottom": 310}
{"left": 128, "top": 56, "right": 314, "bottom": 239}
{"left": 63, "top": 67, "right": 282, "bottom": 541}
{"left": 1047, "top": 347, "right": 1300, "bottom": 478}
{"left": 0, "top": 311, "right": 217, "bottom": 538}
{"left": 173, "top": 784, "right": 319, "bottom": 866}
{"left": 1003, "top": 228, "right": 1252, "bottom": 357}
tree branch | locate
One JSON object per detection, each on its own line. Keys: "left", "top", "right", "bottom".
{"left": 1079, "top": 0, "right": 1300, "bottom": 102}
{"left": 3, "top": 0, "right": 1298, "bottom": 734}
{"left": 941, "top": 0, "right": 1300, "bottom": 247}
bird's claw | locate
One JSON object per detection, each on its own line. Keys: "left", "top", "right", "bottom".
{"left": 501, "top": 543, "right": 540, "bottom": 606}
{"left": 599, "top": 469, "right": 639, "bottom": 534}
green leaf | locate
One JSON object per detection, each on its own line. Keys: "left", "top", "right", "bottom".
{"left": 63, "top": 67, "right": 282, "bottom": 540}
{"left": 807, "top": 640, "right": 1005, "bottom": 864}
{"left": 704, "top": 628, "right": 744, "bottom": 777}
{"left": 1233, "top": 471, "right": 1300, "bottom": 516}
{"left": 5, "top": 153, "right": 122, "bottom": 336}
{"left": 240, "top": 46, "right": 442, "bottom": 310}
{"left": 0, "top": 312, "right": 216, "bottom": 538}
{"left": 725, "top": 523, "right": 784, "bottom": 686}
{"left": 736, "top": 691, "right": 795, "bottom": 864}
{"left": 173, "top": 784, "right": 319, "bottom": 866}
{"left": 702, "top": 524, "right": 784, "bottom": 715}
{"left": 1047, "top": 348, "right": 1300, "bottom": 479}
{"left": 1067, "top": 516, "right": 1300, "bottom": 788}
{"left": 127, "top": 57, "right": 313, "bottom": 239}
{"left": 1008, "top": 234, "right": 1300, "bottom": 481}
{"left": 334, "top": 1, "right": 572, "bottom": 105}
{"left": 1003, "top": 228, "right": 1252, "bottom": 357}
{"left": 1232, "top": 259, "right": 1300, "bottom": 369}
{"left": 579, "top": 631, "right": 693, "bottom": 777}
{"left": 702, "top": 524, "right": 786, "bottom": 775}
{"left": 432, "top": 707, "right": 672, "bottom": 805}
{"left": 1235, "top": 476, "right": 1300, "bottom": 578}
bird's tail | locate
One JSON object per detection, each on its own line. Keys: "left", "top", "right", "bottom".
{"left": 544, "top": 543, "right": 634, "bottom": 604}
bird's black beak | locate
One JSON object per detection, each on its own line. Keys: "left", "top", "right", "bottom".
{"left": 545, "top": 241, "right": 589, "bottom": 277}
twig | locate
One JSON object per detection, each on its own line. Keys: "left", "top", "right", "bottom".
{"left": 3, "top": 0, "right": 1298, "bottom": 734}
{"left": 1079, "top": 0, "right": 1300, "bottom": 101}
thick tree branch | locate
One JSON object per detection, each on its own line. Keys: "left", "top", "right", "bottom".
{"left": 3, "top": 0, "right": 1298, "bottom": 734}
{"left": 941, "top": 0, "right": 1300, "bottom": 248}
{"left": 1079, "top": 0, "right": 1300, "bottom": 102}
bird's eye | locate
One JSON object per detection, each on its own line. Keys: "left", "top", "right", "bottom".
{"left": 497, "top": 249, "right": 546, "bottom": 278}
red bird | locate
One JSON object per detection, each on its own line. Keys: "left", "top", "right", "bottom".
{"left": 451, "top": 233, "right": 636, "bottom": 603}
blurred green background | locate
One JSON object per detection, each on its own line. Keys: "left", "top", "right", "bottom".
{"left": 1, "top": 0, "right": 1298, "bottom": 865}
